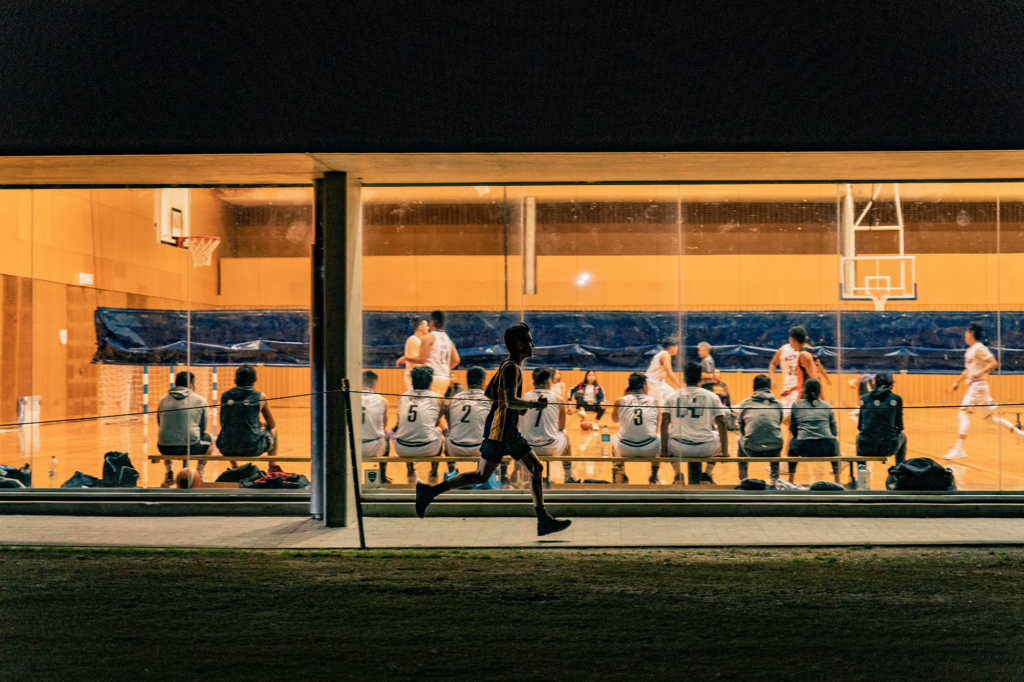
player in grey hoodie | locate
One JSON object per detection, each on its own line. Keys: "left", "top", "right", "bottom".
{"left": 736, "top": 374, "right": 785, "bottom": 481}
{"left": 157, "top": 371, "right": 213, "bottom": 487}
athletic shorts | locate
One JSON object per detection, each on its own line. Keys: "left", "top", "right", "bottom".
{"left": 429, "top": 376, "right": 451, "bottom": 397}
{"left": 612, "top": 433, "right": 661, "bottom": 457}
{"left": 779, "top": 390, "right": 798, "bottom": 416}
{"left": 219, "top": 429, "right": 274, "bottom": 458}
{"left": 961, "top": 381, "right": 997, "bottom": 413}
{"left": 445, "top": 437, "right": 482, "bottom": 458}
{"left": 527, "top": 431, "right": 569, "bottom": 457}
{"left": 668, "top": 433, "right": 722, "bottom": 457}
{"left": 394, "top": 429, "right": 444, "bottom": 457}
{"left": 647, "top": 380, "right": 672, "bottom": 407}
{"left": 157, "top": 433, "right": 212, "bottom": 459}
{"left": 480, "top": 431, "right": 533, "bottom": 463}
{"left": 362, "top": 437, "right": 389, "bottom": 459}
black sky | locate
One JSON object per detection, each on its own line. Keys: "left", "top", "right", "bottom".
{"left": 2, "top": 1, "right": 1023, "bottom": 154}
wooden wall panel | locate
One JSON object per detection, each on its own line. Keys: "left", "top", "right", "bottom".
{"left": 66, "top": 286, "right": 99, "bottom": 419}
{"left": 32, "top": 280, "right": 67, "bottom": 420}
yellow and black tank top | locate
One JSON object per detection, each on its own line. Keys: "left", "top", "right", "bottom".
{"left": 482, "top": 358, "right": 522, "bottom": 442}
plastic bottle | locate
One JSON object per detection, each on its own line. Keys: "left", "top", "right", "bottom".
{"left": 857, "top": 463, "right": 870, "bottom": 491}
{"left": 600, "top": 425, "right": 611, "bottom": 457}
{"left": 49, "top": 456, "right": 58, "bottom": 487}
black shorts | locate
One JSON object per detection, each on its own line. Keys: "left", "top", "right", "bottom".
{"left": 480, "top": 432, "right": 532, "bottom": 463}
{"left": 157, "top": 433, "right": 212, "bottom": 459}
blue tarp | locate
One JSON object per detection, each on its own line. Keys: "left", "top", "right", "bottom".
{"left": 94, "top": 307, "right": 1024, "bottom": 374}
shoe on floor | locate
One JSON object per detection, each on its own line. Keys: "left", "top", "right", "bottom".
{"left": 415, "top": 482, "right": 434, "bottom": 519}
{"left": 160, "top": 473, "right": 174, "bottom": 489}
{"left": 563, "top": 476, "right": 581, "bottom": 484}
{"left": 700, "top": 473, "right": 716, "bottom": 485}
{"left": 943, "top": 447, "right": 968, "bottom": 460}
{"left": 538, "top": 517, "right": 572, "bottom": 537}
{"left": 648, "top": 475, "right": 662, "bottom": 484}
{"left": 672, "top": 473, "right": 683, "bottom": 484}
{"left": 428, "top": 474, "right": 439, "bottom": 485}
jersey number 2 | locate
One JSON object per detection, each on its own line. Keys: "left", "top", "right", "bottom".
{"left": 460, "top": 405, "right": 471, "bottom": 423}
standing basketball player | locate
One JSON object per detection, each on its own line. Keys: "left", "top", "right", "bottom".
{"left": 397, "top": 310, "right": 460, "bottom": 396}
{"left": 611, "top": 372, "right": 663, "bottom": 484}
{"left": 645, "top": 337, "right": 680, "bottom": 409}
{"left": 445, "top": 366, "right": 491, "bottom": 460}
{"left": 396, "top": 318, "right": 429, "bottom": 391}
{"left": 415, "top": 323, "right": 572, "bottom": 536}
{"left": 768, "top": 325, "right": 820, "bottom": 419}
{"left": 661, "top": 362, "right": 729, "bottom": 484}
{"left": 945, "top": 322, "right": 1024, "bottom": 460}
{"left": 522, "top": 367, "right": 575, "bottom": 483}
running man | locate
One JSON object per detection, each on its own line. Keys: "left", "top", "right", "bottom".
{"left": 396, "top": 318, "right": 429, "bottom": 391}
{"left": 522, "top": 367, "right": 575, "bottom": 483}
{"left": 611, "top": 372, "right": 663, "bottom": 484}
{"left": 768, "top": 325, "right": 820, "bottom": 419}
{"left": 415, "top": 323, "right": 572, "bottom": 536}
{"left": 645, "top": 337, "right": 680, "bottom": 408}
{"left": 945, "top": 322, "right": 1024, "bottom": 460}
{"left": 397, "top": 311, "right": 460, "bottom": 396}
{"left": 661, "top": 362, "right": 729, "bottom": 485}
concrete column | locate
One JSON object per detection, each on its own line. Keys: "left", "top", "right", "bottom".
{"left": 310, "top": 178, "right": 325, "bottom": 519}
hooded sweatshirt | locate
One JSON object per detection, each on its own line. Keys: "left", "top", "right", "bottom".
{"left": 736, "top": 389, "right": 784, "bottom": 451}
{"left": 857, "top": 386, "right": 903, "bottom": 455}
{"left": 156, "top": 387, "right": 208, "bottom": 446}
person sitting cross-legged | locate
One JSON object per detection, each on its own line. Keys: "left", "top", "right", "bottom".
{"left": 216, "top": 364, "right": 278, "bottom": 468}
{"left": 157, "top": 370, "right": 214, "bottom": 487}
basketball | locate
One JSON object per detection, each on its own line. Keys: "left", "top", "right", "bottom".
{"left": 175, "top": 468, "right": 202, "bottom": 489}
{"left": 580, "top": 420, "right": 594, "bottom": 431}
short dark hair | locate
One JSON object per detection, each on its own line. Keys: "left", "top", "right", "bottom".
{"left": 410, "top": 366, "right": 434, "bottom": 390}
{"left": 789, "top": 325, "right": 808, "bottom": 344}
{"left": 661, "top": 336, "right": 679, "bottom": 348}
{"left": 414, "top": 318, "right": 428, "bottom": 330}
{"left": 532, "top": 367, "right": 552, "bottom": 386}
{"left": 175, "top": 371, "right": 194, "bottom": 387}
{"left": 627, "top": 372, "right": 647, "bottom": 392}
{"left": 874, "top": 372, "right": 893, "bottom": 388}
{"left": 431, "top": 310, "right": 445, "bottom": 329}
{"left": 362, "top": 370, "right": 378, "bottom": 388}
{"left": 445, "top": 382, "right": 464, "bottom": 399}
{"left": 466, "top": 366, "right": 486, "bottom": 388}
{"left": 504, "top": 322, "right": 531, "bottom": 351}
{"left": 967, "top": 322, "right": 983, "bottom": 341}
{"left": 684, "top": 362, "right": 703, "bottom": 386}
{"left": 235, "top": 364, "right": 257, "bottom": 386}
{"left": 753, "top": 374, "right": 771, "bottom": 391}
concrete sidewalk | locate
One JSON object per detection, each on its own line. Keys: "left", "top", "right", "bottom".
{"left": 4, "top": 515, "right": 1024, "bottom": 548}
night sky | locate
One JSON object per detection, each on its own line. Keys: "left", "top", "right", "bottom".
{"left": 2, "top": 2, "right": 1023, "bottom": 154}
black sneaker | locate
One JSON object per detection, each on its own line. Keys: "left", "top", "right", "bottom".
{"left": 415, "top": 482, "right": 433, "bottom": 519}
{"left": 672, "top": 473, "right": 683, "bottom": 484}
{"left": 564, "top": 476, "right": 581, "bottom": 484}
{"left": 538, "top": 517, "right": 572, "bottom": 537}
{"left": 160, "top": 473, "right": 174, "bottom": 489}
{"left": 648, "top": 474, "right": 662, "bottom": 484}
{"left": 700, "top": 473, "right": 716, "bottom": 485}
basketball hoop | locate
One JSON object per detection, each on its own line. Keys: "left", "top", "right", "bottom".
{"left": 175, "top": 236, "right": 221, "bottom": 266}
{"left": 869, "top": 289, "right": 890, "bottom": 311}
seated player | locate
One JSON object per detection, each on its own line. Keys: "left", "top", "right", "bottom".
{"left": 847, "top": 373, "right": 876, "bottom": 420}
{"left": 570, "top": 370, "right": 606, "bottom": 422}
{"left": 787, "top": 379, "right": 841, "bottom": 484}
{"left": 361, "top": 370, "right": 392, "bottom": 482}
{"left": 445, "top": 367, "right": 491, "bottom": 467}
{"left": 660, "top": 362, "right": 729, "bottom": 485}
{"left": 856, "top": 372, "right": 906, "bottom": 465}
{"left": 156, "top": 371, "right": 213, "bottom": 487}
{"left": 645, "top": 337, "right": 680, "bottom": 408}
{"left": 697, "top": 341, "right": 716, "bottom": 390}
{"left": 611, "top": 372, "right": 662, "bottom": 484}
{"left": 395, "top": 365, "right": 447, "bottom": 484}
{"left": 216, "top": 364, "right": 277, "bottom": 467}
{"left": 522, "top": 367, "right": 575, "bottom": 482}
{"left": 735, "top": 374, "right": 784, "bottom": 481}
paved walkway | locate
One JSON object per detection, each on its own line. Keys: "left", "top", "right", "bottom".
{"left": 4, "top": 516, "right": 1024, "bottom": 548}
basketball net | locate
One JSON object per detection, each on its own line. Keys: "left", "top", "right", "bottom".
{"left": 869, "top": 289, "right": 890, "bottom": 311}
{"left": 178, "top": 236, "right": 221, "bottom": 266}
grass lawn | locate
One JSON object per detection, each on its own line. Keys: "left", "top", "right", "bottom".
{"left": 2, "top": 545, "right": 1024, "bottom": 681}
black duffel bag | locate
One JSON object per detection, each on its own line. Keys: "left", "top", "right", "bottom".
{"left": 886, "top": 457, "right": 956, "bottom": 491}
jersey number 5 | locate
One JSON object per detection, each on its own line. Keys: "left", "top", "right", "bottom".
{"left": 407, "top": 404, "right": 418, "bottom": 422}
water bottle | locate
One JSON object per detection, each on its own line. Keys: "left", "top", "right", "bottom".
{"left": 857, "top": 464, "right": 870, "bottom": 491}
{"left": 600, "top": 425, "right": 610, "bottom": 457}
{"left": 49, "top": 456, "right": 58, "bottom": 487}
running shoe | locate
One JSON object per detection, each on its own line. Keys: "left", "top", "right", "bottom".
{"left": 943, "top": 446, "right": 968, "bottom": 460}
{"left": 700, "top": 473, "right": 716, "bottom": 485}
{"left": 648, "top": 474, "right": 662, "bottom": 484}
{"left": 160, "top": 473, "right": 174, "bottom": 489}
{"left": 414, "top": 482, "right": 433, "bottom": 519}
{"left": 538, "top": 517, "right": 572, "bottom": 537}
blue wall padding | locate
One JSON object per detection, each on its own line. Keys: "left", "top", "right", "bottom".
{"left": 94, "top": 307, "right": 1023, "bottom": 373}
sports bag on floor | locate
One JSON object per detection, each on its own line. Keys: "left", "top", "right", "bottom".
{"left": 101, "top": 451, "right": 139, "bottom": 488}
{"left": 216, "top": 463, "right": 265, "bottom": 484}
{"left": 885, "top": 457, "right": 955, "bottom": 491}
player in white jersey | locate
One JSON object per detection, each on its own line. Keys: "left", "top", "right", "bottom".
{"left": 396, "top": 318, "right": 429, "bottom": 391}
{"left": 445, "top": 367, "right": 491, "bottom": 458}
{"left": 395, "top": 366, "right": 448, "bottom": 483}
{"left": 768, "top": 324, "right": 820, "bottom": 417}
{"left": 660, "top": 362, "right": 729, "bottom": 485}
{"left": 945, "top": 322, "right": 1024, "bottom": 459}
{"left": 612, "top": 372, "right": 663, "bottom": 484}
{"left": 522, "top": 367, "right": 575, "bottom": 482}
{"left": 360, "top": 371, "right": 393, "bottom": 480}
{"left": 645, "top": 337, "right": 680, "bottom": 408}
{"left": 397, "top": 310, "right": 461, "bottom": 396}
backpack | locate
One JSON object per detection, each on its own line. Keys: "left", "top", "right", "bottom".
{"left": 101, "top": 451, "right": 139, "bottom": 488}
{"left": 61, "top": 471, "right": 102, "bottom": 488}
{"left": 216, "top": 463, "right": 265, "bottom": 484}
{"left": 810, "top": 480, "right": 845, "bottom": 491}
{"left": 0, "top": 464, "right": 31, "bottom": 487}
{"left": 885, "top": 457, "right": 956, "bottom": 491}
{"left": 735, "top": 478, "right": 767, "bottom": 490}
{"left": 0, "top": 477, "right": 25, "bottom": 489}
